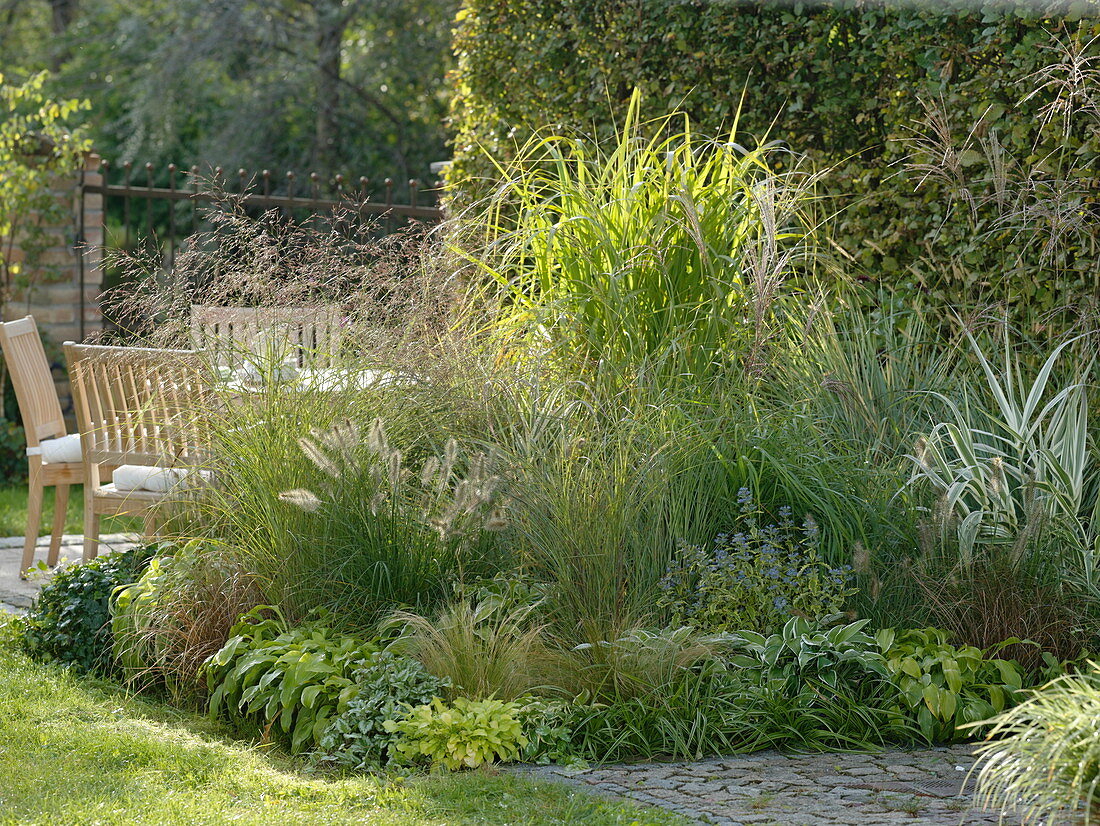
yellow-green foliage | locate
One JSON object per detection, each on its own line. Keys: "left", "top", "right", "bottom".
{"left": 973, "top": 668, "right": 1100, "bottom": 826}
{"left": 877, "top": 627, "right": 1025, "bottom": 744}
{"left": 385, "top": 697, "right": 527, "bottom": 771}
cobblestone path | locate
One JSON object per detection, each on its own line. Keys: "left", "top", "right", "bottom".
{"left": 517, "top": 745, "right": 1004, "bottom": 825}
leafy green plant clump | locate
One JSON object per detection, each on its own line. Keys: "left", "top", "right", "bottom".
{"left": 385, "top": 697, "right": 527, "bottom": 771}
{"left": 317, "top": 651, "right": 449, "bottom": 771}
{"left": 877, "top": 627, "right": 1025, "bottom": 743}
{"left": 21, "top": 544, "right": 155, "bottom": 674}
{"left": 658, "top": 489, "right": 854, "bottom": 634}
{"left": 729, "top": 617, "right": 911, "bottom": 749}
{"left": 202, "top": 607, "right": 377, "bottom": 753}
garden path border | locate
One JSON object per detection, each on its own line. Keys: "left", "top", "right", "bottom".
{"left": 0, "top": 534, "right": 136, "bottom": 613}
{"left": 513, "top": 744, "right": 1003, "bottom": 825}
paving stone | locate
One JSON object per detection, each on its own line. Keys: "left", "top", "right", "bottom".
{"left": 0, "top": 534, "right": 138, "bottom": 613}
{"left": 508, "top": 744, "right": 1008, "bottom": 825}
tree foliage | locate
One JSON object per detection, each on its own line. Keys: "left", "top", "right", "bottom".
{"left": 0, "top": 0, "right": 454, "bottom": 187}
{"left": 0, "top": 70, "right": 89, "bottom": 311}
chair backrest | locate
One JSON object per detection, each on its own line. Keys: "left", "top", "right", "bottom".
{"left": 65, "top": 342, "right": 210, "bottom": 468}
{"left": 190, "top": 305, "right": 342, "bottom": 369}
{"left": 0, "top": 316, "right": 66, "bottom": 448}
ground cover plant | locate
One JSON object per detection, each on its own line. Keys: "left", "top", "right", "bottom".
{"left": 317, "top": 651, "right": 449, "bottom": 771}
{"left": 21, "top": 543, "right": 155, "bottom": 674}
{"left": 877, "top": 627, "right": 1026, "bottom": 743}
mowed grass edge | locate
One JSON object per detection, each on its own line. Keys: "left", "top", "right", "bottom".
{"left": 0, "top": 618, "right": 682, "bottom": 826}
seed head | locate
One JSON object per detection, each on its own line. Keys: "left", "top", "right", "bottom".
{"left": 278, "top": 488, "right": 322, "bottom": 512}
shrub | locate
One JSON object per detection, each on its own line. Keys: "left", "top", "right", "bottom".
{"left": 202, "top": 607, "right": 377, "bottom": 753}
{"left": 449, "top": 1, "right": 1100, "bottom": 317}
{"left": 877, "top": 627, "right": 1026, "bottom": 743}
{"left": 316, "top": 651, "right": 449, "bottom": 771}
{"left": 972, "top": 668, "right": 1100, "bottom": 826}
{"left": 384, "top": 697, "right": 527, "bottom": 771}
{"left": 21, "top": 544, "right": 155, "bottom": 674}
{"left": 0, "top": 417, "right": 26, "bottom": 484}
{"left": 110, "top": 541, "right": 265, "bottom": 702}
{"left": 657, "top": 487, "right": 855, "bottom": 634}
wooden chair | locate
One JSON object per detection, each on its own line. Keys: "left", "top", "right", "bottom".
{"left": 65, "top": 342, "right": 210, "bottom": 562}
{"left": 190, "top": 305, "right": 342, "bottom": 370}
{"left": 0, "top": 317, "right": 108, "bottom": 576}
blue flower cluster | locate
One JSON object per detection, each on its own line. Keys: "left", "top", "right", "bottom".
{"left": 656, "top": 487, "right": 855, "bottom": 635}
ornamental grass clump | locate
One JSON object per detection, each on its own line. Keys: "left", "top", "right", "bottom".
{"left": 211, "top": 409, "right": 511, "bottom": 625}
{"left": 972, "top": 668, "right": 1100, "bottom": 825}
{"left": 907, "top": 329, "right": 1095, "bottom": 571}
{"left": 461, "top": 88, "right": 819, "bottom": 386}
{"left": 386, "top": 598, "right": 552, "bottom": 702}
{"left": 657, "top": 488, "right": 854, "bottom": 634}
{"left": 111, "top": 541, "right": 265, "bottom": 702}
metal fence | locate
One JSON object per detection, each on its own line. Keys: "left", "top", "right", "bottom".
{"left": 77, "top": 161, "right": 446, "bottom": 334}
{"left": 83, "top": 161, "right": 444, "bottom": 253}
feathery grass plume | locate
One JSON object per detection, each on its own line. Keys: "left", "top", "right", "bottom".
{"left": 277, "top": 489, "right": 321, "bottom": 513}
{"left": 901, "top": 36, "right": 1100, "bottom": 322}
{"left": 100, "top": 187, "right": 465, "bottom": 357}
{"left": 297, "top": 434, "right": 342, "bottom": 479}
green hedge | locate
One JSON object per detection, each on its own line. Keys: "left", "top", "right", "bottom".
{"left": 448, "top": 1, "right": 1100, "bottom": 316}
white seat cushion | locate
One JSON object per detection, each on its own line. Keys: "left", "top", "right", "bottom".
{"left": 39, "top": 434, "right": 83, "bottom": 464}
{"left": 112, "top": 466, "right": 211, "bottom": 490}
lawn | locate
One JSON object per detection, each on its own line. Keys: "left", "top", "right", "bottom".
{"left": 0, "top": 620, "right": 677, "bottom": 826}
{"left": 0, "top": 484, "right": 138, "bottom": 539}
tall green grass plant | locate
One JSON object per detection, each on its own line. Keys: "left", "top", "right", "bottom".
{"left": 461, "top": 89, "right": 818, "bottom": 387}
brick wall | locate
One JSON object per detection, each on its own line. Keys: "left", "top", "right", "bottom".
{"left": 3, "top": 153, "right": 104, "bottom": 345}
{"left": 3, "top": 154, "right": 105, "bottom": 415}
